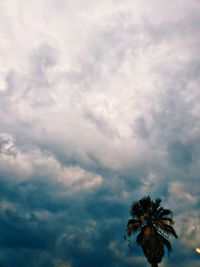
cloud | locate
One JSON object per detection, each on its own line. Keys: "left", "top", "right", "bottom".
{"left": 0, "top": 132, "right": 103, "bottom": 195}
{"left": 0, "top": 0, "right": 199, "bottom": 266}
{"left": 54, "top": 262, "right": 71, "bottom": 267}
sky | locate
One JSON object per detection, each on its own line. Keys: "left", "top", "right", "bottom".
{"left": 0, "top": 0, "right": 200, "bottom": 266}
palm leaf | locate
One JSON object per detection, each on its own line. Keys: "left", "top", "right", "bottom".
{"left": 162, "top": 224, "right": 178, "bottom": 238}
{"left": 158, "top": 233, "right": 172, "bottom": 256}
{"left": 158, "top": 224, "right": 178, "bottom": 238}
{"left": 154, "top": 207, "right": 164, "bottom": 217}
{"left": 136, "top": 232, "right": 144, "bottom": 246}
{"left": 130, "top": 201, "right": 142, "bottom": 217}
{"left": 127, "top": 219, "right": 140, "bottom": 237}
{"left": 159, "top": 217, "right": 174, "bottom": 225}
{"left": 152, "top": 198, "right": 162, "bottom": 212}
{"left": 139, "top": 196, "right": 152, "bottom": 212}
{"left": 127, "top": 219, "right": 140, "bottom": 227}
{"left": 157, "top": 209, "right": 173, "bottom": 219}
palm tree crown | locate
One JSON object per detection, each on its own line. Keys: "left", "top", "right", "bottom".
{"left": 126, "top": 196, "right": 178, "bottom": 267}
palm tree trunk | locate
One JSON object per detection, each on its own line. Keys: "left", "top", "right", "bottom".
{"left": 151, "top": 264, "right": 158, "bottom": 267}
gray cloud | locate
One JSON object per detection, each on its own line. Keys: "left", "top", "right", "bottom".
{"left": 0, "top": 0, "right": 200, "bottom": 266}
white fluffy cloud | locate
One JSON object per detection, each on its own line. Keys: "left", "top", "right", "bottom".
{"left": 0, "top": 0, "right": 199, "bottom": 172}
{"left": 0, "top": 133, "right": 102, "bottom": 193}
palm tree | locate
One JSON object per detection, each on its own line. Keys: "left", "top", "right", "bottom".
{"left": 125, "top": 196, "right": 178, "bottom": 267}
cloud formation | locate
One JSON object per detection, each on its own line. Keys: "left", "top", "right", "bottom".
{"left": 0, "top": 0, "right": 200, "bottom": 266}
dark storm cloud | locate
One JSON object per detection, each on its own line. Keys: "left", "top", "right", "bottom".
{"left": 0, "top": 170, "right": 144, "bottom": 267}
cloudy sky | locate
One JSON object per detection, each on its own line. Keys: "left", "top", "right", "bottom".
{"left": 0, "top": 0, "right": 200, "bottom": 266}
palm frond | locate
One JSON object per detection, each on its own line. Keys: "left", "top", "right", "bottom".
{"left": 154, "top": 198, "right": 162, "bottom": 206}
{"left": 161, "top": 224, "right": 178, "bottom": 238}
{"left": 139, "top": 196, "right": 152, "bottom": 212}
{"left": 157, "top": 209, "right": 173, "bottom": 219}
{"left": 154, "top": 218, "right": 174, "bottom": 230}
{"left": 130, "top": 201, "right": 142, "bottom": 218}
{"left": 136, "top": 232, "right": 144, "bottom": 246}
{"left": 127, "top": 219, "right": 140, "bottom": 237}
{"left": 158, "top": 233, "right": 172, "bottom": 256}
{"left": 158, "top": 217, "right": 174, "bottom": 225}
{"left": 127, "top": 219, "right": 140, "bottom": 227}
{"left": 151, "top": 198, "right": 162, "bottom": 213}
{"left": 154, "top": 207, "right": 164, "bottom": 217}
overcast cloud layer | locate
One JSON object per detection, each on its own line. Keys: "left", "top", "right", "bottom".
{"left": 0, "top": 1, "right": 200, "bottom": 266}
